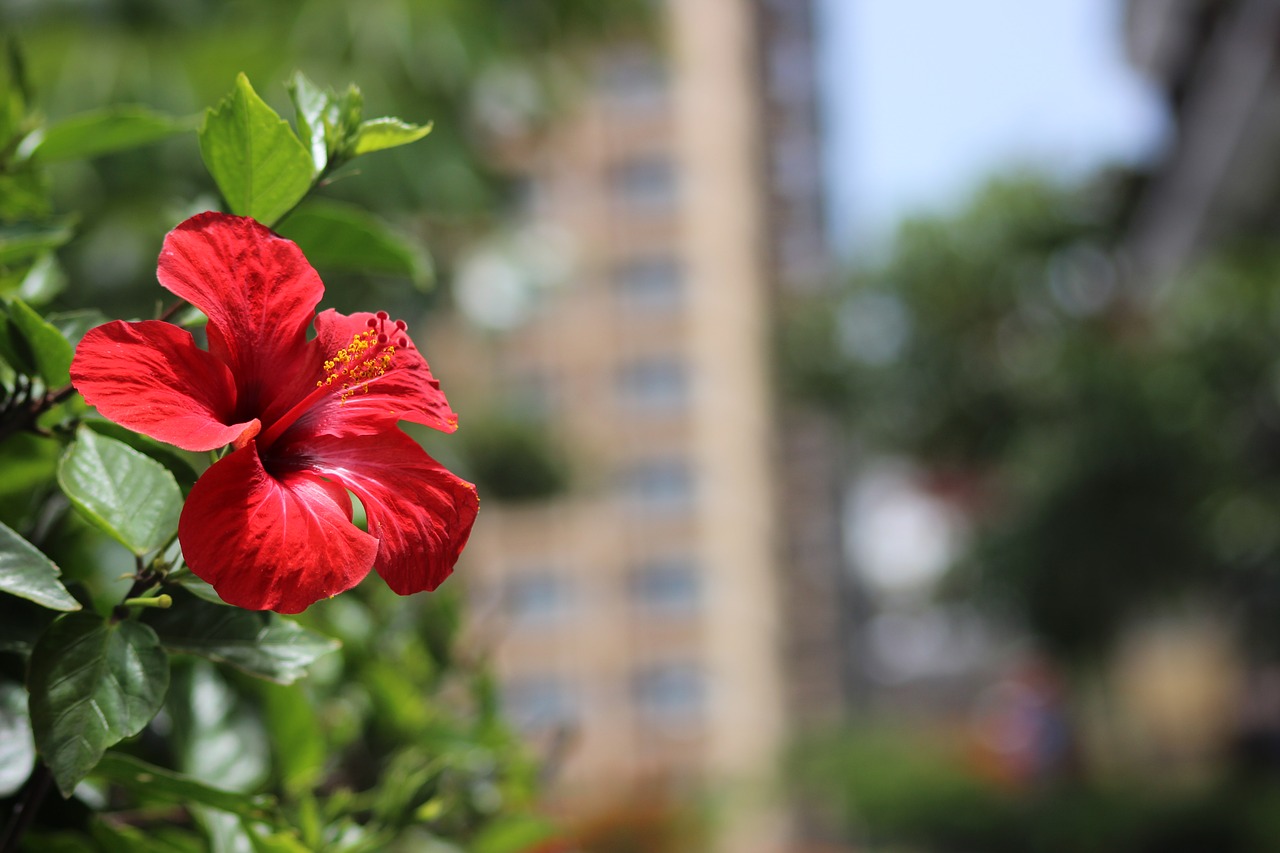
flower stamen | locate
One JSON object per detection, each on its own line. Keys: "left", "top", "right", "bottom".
{"left": 317, "top": 328, "right": 397, "bottom": 403}
{"left": 261, "top": 313, "right": 412, "bottom": 451}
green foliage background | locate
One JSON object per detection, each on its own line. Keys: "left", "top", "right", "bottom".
{"left": 783, "top": 174, "right": 1280, "bottom": 849}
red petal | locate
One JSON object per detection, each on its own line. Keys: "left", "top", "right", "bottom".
{"left": 156, "top": 212, "right": 323, "bottom": 418}
{"left": 302, "top": 310, "right": 459, "bottom": 436}
{"left": 179, "top": 443, "right": 379, "bottom": 613}
{"left": 71, "top": 320, "right": 258, "bottom": 452}
{"left": 299, "top": 429, "right": 478, "bottom": 595}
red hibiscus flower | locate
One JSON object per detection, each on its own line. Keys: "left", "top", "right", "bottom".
{"left": 71, "top": 212, "right": 478, "bottom": 613}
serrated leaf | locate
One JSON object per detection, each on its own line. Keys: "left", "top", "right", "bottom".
{"left": 57, "top": 425, "right": 182, "bottom": 555}
{"left": 349, "top": 117, "right": 432, "bottom": 156}
{"left": 22, "top": 106, "right": 193, "bottom": 162}
{"left": 198, "top": 73, "right": 315, "bottom": 227}
{"left": 28, "top": 612, "right": 170, "bottom": 797}
{"left": 0, "top": 220, "right": 73, "bottom": 266}
{"left": 145, "top": 590, "right": 340, "bottom": 684}
{"left": 277, "top": 199, "right": 432, "bottom": 288}
{"left": 6, "top": 296, "right": 73, "bottom": 386}
{"left": 0, "top": 518, "right": 80, "bottom": 611}
{"left": 93, "top": 752, "right": 274, "bottom": 819}
{"left": 0, "top": 681, "right": 35, "bottom": 797}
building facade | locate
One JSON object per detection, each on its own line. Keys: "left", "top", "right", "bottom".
{"left": 429, "top": 1, "right": 839, "bottom": 848}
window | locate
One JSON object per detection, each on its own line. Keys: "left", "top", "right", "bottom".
{"left": 503, "top": 676, "right": 578, "bottom": 730}
{"left": 620, "top": 459, "right": 694, "bottom": 513}
{"left": 609, "top": 156, "right": 677, "bottom": 212}
{"left": 616, "top": 357, "right": 688, "bottom": 412}
{"left": 614, "top": 256, "right": 684, "bottom": 312}
{"left": 630, "top": 558, "right": 701, "bottom": 615}
{"left": 598, "top": 50, "right": 668, "bottom": 111}
{"left": 633, "top": 663, "right": 705, "bottom": 723}
{"left": 506, "top": 572, "right": 573, "bottom": 627}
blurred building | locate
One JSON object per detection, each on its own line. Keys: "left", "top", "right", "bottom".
{"left": 428, "top": 0, "right": 842, "bottom": 849}
{"left": 1125, "top": 0, "right": 1280, "bottom": 280}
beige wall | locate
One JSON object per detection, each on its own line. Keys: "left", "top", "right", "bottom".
{"left": 436, "top": 1, "right": 801, "bottom": 849}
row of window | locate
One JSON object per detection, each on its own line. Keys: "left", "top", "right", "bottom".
{"left": 508, "top": 155, "right": 678, "bottom": 219}
{"left": 503, "top": 664, "right": 706, "bottom": 731}
{"left": 505, "top": 557, "right": 702, "bottom": 627}
{"left": 505, "top": 360, "right": 689, "bottom": 420}
{"left": 620, "top": 458, "right": 694, "bottom": 511}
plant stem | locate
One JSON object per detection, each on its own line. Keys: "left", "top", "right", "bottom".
{"left": 0, "top": 762, "right": 52, "bottom": 853}
{"left": 122, "top": 594, "right": 172, "bottom": 609}
{"left": 157, "top": 299, "right": 188, "bottom": 323}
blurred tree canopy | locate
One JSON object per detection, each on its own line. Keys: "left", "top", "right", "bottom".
{"left": 786, "top": 175, "right": 1280, "bottom": 666}
{"left": 1, "top": 0, "right": 652, "bottom": 318}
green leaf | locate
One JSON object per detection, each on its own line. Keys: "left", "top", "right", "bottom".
{"left": 0, "top": 220, "right": 73, "bottom": 266}
{"left": 81, "top": 418, "right": 201, "bottom": 489}
{"left": 0, "top": 681, "right": 35, "bottom": 797}
{"left": 350, "top": 117, "right": 432, "bottom": 157}
{"left": 0, "top": 593, "right": 58, "bottom": 656}
{"left": 145, "top": 590, "right": 340, "bottom": 684}
{"left": 90, "top": 820, "right": 208, "bottom": 853}
{"left": 0, "top": 518, "right": 80, "bottom": 611}
{"left": 286, "top": 71, "right": 330, "bottom": 173}
{"left": 260, "top": 681, "right": 324, "bottom": 794}
{"left": 168, "top": 661, "right": 269, "bottom": 792}
{"left": 13, "top": 252, "right": 66, "bottom": 304}
{"left": 0, "top": 433, "right": 61, "bottom": 532}
{"left": 5, "top": 296, "right": 73, "bottom": 385}
{"left": 0, "top": 309, "right": 24, "bottom": 373}
{"left": 472, "top": 816, "right": 559, "bottom": 853}
{"left": 22, "top": 106, "right": 193, "bottom": 162}
{"left": 166, "top": 569, "right": 233, "bottom": 605}
{"left": 193, "top": 810, "right": 310, "bottom": 853}
{"left": 93, "top": 752, "right": 274, "bottom": 818}
{"left": 199, "top": 73, "right": 315, "bottom": 226}
{"left": 28, "top": 612, "right": 170, "bottom": 797}
{"left": 57, "top": 425, "right": 183, "bottom": 555}
{"left": 335, "top": 85, "right": 364, "bottom": 145}
{"left": 277, "top": 200, "right": 432, "bottom": 289}
{"left": 0, "top": 168, "right": 51, "bottom": 222}
{"left": 47, "top": 308, "right": 108, "bottom": 347}
{"left": 247, "top": 827, "right": 312, "bottom": 853}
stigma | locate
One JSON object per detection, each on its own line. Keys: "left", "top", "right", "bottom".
{"left": 317, "top": 312, "right": 413, "bottom": 403}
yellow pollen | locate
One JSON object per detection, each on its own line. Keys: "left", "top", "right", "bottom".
{"left": 315, "top": 330, "right": 396, "bottom": 402}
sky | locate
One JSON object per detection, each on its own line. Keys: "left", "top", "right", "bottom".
{"left": 816, "top": 0, "right": 1170, "bottom": 253}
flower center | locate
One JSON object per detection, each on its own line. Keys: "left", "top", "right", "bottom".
{"left": 255, "top": 312, "right": 412, "bottom": 452}
{"left": 318, "top": 315, "right": 407, "bottom": 403}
